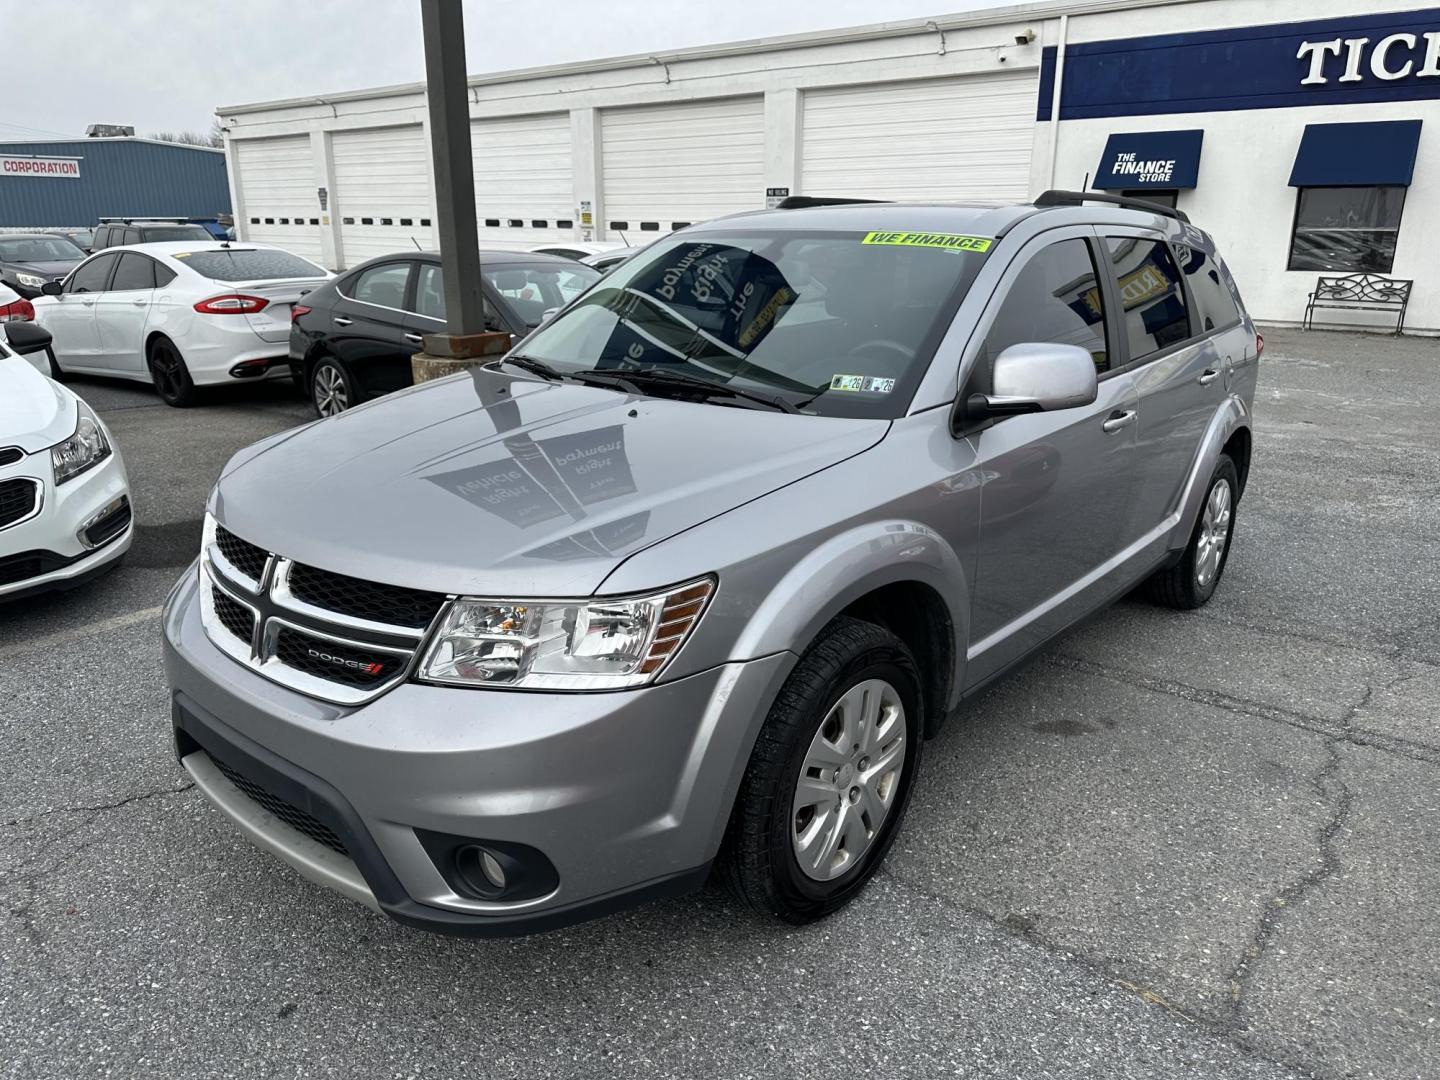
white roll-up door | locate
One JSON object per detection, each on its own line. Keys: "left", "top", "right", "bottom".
{"left": 471, "top": 113, "right": 575, "bottom": 251}
{"left": 234, "top": 136, "right": 324, "bottom": 263}
{"left": 600, "top": 96, "right": 764, "bottom": 240}
{"left": 801, "top": 72, "right": 1037, "bottom": 202}
{"left": 332, "top": 125, "right": 433, "bottom": 268}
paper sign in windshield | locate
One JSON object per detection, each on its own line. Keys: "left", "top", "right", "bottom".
{"left": 830, "top": 374, "right": 897, "bottom": 394}
{"left": 861, "top": 231, "right": 992, "bottom": 252}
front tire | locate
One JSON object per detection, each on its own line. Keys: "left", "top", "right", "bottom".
{"left": 719, "top": 617, "right": 924, "bottom": 924}
{"left": 1145, "top": 454, "right": 1239, "bottom": 609}
{"left": 309, "top": 357, "right": 357, "bottom": 417}
{"left": 147, "top": 337, "right": 197, "bottom": 407}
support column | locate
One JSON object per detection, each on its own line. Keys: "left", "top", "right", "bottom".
{"left": 571, "top": 107, "right": 602, "bottom": 243}
{"left": 310, "top": 127, "right": 342, "bottom": 271}
{"left": 764, "top": 88, "right": 802, "bottom": 201}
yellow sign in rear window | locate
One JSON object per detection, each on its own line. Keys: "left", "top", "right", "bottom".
{"left": 861, "top": 231, "right": 992, "bottom": 252}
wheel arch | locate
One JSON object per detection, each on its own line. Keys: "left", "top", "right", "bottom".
{"left": 1169, "top": 395, "right": 1251, "bottom": 553}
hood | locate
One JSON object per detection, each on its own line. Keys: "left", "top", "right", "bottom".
{"left": 215, "top": 367, "right": 888, "bottom": 596}
{"left": 4, "top": 259, "right": 79, "bottom": 279}
{"left": 0, "top": 353, "right": 76, "bottom": 452}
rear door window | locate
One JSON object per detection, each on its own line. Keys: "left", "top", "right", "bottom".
{"left": 1102, "top": 237, "right": 1191, "bottom": 362}
{"left": 122, "top": 229, "right": 141, "bottom": 245}
{"left": 109, "top": 253, "right": 156, "bottom": 291}
{"left": 1172, "top": 243, "right": 1242, "bottom": 334}
{"left": 348, "top": 262, "right": 413, "bottom": 310}
{"left": 67, "top": 253, "right": 118, "bottom": 293}
{"left": 979, "top": 238, "right": 1109, "bottom": 382}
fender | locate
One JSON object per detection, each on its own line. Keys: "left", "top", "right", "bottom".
{"left": 1168, "top": 393, "right": 1250, "bottom": 552}
{"left": 730, "top": 518, "right": 970, "bottom": 715}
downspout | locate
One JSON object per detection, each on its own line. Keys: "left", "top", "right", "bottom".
{"left": 1047, "top": 14, "right": 1068, "bottom": 189}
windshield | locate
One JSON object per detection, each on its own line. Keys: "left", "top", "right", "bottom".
{"left": 511, "top": 230, "right": 989, "bottom": 418}
{"left": 487, "top": 261, "right": 601, "bottom": 327}
{"left": 144, "top": 225, "right": 213, "bottom": 242}
{"left": 0, "top": 236, "right": 85, "bottom": 262}
{"left": 177, "top": 249, "right": 327, "bottom": 282}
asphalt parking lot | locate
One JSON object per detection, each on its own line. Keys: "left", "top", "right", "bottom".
{"left": 3, "top": 328, "right": 1437, "bottom": 1080}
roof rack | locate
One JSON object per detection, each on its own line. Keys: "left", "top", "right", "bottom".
{"left": 97, "top": 216, "right": 190, "bottom": 224}
{"left": 775, "top": 196, "right": 887, "bottom": 210}
{"left": 1033, "top": 190, "right": 1190, "bottom": 224}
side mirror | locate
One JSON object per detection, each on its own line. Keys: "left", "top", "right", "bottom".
{"left": 3, "top": 320, "right": 54, "bottom": 356}
{"left": 966, "top": 342, "right": 1098, "bottom": 419}
{"left": 40, "top": 280, "right": 63, "bottom": 297}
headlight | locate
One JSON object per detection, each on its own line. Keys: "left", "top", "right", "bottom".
{"left": 51, "top": 404, "right": 111, "bottom": 485}
{"left": 418, "top": 578, "right": 714, "bottom": 690}
{"left": 14, "top": 272, "right": 48, "bottom": 288}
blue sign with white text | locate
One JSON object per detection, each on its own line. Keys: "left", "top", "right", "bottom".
{"left": 1095, "top": 130, "right": 1204, "bottom": 188}
{"left": 1038, "top": 8, "right": 1440, "bottom": 120}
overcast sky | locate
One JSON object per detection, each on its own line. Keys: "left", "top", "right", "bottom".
{"left": 9, "top": 0, "right": 1015, "bottom": 139}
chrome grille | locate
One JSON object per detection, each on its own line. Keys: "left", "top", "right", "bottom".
{"left": 199, "top": 523, "right": 447, "bottom": 705}
{"left": 0, "top": 477, "right": 41, "bottom": 530}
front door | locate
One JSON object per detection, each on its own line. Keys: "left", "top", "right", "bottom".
{"left": 43, "top": 252, "right": 117, "bottom": 369}
{"left": 94, "top": 252, "right": 157, "bottom": 374}
{"left": 959, "top": 232, "right": 1140, "bottom": 688}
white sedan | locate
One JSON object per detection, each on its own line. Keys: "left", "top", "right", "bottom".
{"left": 0, "top": 322, "right": 132, "bottom": 601}
{"left": 33, "top": 242, "right": 330, "bottom": 407}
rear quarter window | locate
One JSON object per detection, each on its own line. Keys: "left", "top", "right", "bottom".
{"left": 1173, "top": 242, "right": 1243, "bottom": 333}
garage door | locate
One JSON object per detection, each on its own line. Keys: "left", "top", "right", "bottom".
{"left": 801, "top": 72, "right": 1037, "bottom": 202}
{"left": 601, "top": 96, "right": 764, "bottom": 240}
{"left": 332, "top": 125, "right": 433, "bottom": 268}
{"left": 472, "top": 113, "right": 574, "bottom": 251}
{"left": 234, "top": 136, "right": 324, "bottom": 263}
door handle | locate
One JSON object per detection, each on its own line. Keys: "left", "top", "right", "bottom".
{"left": 333, "top": 316, "right": 352, "bottom": 326}
{"left": 404, "top": 332, "right": 423, "bottom": 343}
{"left": 131, "top": 298, "right": 148, "bottom": 306}
{"left": 1102, "top": 409, "right": 1137, "bottom": 434}
{"left": 1197, "top": 368, "right": 1220, "bottom": 385}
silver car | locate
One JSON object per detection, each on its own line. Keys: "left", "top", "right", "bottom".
{"left": 163, "top": 194, "right": 1260, "bottom": 935}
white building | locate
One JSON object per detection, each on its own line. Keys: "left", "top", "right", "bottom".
{"left": 218, "top": 0, "right": 1440, "bottom": 331}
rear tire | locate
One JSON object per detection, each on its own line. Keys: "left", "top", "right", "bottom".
{"left": 309, "top": 357, "right": 357, "bottom": 417}
{"left": 146, "top": 337, "right": 197, "bottom": 407}
{"left": 719, "top": 617, "right": 924, "bottom": 924}
{"left": 1145, "top": 455, "right": 1239, "bottom": 610}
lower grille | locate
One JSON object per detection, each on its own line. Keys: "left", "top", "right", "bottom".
{"left": 210, "top": 753, "right": 348, "bottom": 857}
{"left": 211, "top": 586, "right": 255, "bottom": 646}
{"left": 0, "top": 549, "right": 72, "bottom": 586}
{"left": 272, "top": 624, "right": 399, "bottom": 689}
{"left": 0, "top": 478, "right": 39, "bottom": 529}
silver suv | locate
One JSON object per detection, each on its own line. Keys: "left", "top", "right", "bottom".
{"left": 163, "top": 193, "right": 1259, "bottom": 934}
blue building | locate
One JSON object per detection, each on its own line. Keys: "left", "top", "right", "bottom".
{"left": 0, "top": 137, "right": 231, "bottom": 228}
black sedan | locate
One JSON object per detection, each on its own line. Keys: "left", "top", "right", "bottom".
{"left": 0, "top": 233, "right": 87, "bottom": 298}
{"left": 290, "top": 250, "right": 601, "bottom": 416}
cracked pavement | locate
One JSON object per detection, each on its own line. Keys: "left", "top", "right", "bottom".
{"left": 2, "top": 329, "right": 1438, "bottom": 1079}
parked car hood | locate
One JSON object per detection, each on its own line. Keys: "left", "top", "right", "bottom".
{"left": 0, "top": 352, "right": 76, "bottom": 452}
{"left": 3, "top": 259, "right": 79, "bottom": 278}
{"left": 214, "top": 367, "right": 889, "bottom": 596}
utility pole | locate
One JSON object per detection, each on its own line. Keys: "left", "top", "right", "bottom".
{"left": 412, "top": 0, "right": 512, "bottom": 381}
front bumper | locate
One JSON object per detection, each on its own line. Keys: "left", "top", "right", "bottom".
{"left": 162, "top": 568, "right": 795, "bottom": 935}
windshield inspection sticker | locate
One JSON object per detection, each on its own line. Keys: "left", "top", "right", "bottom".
{"left": 830, "top": 374, "right": 897, "bottom": 394}
{"left": 861, "top": 231, "right": 992, "bottom": 252}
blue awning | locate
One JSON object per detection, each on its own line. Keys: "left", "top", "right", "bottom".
{"left": 1094, "top": 130, "right": 1204, "bottom": 189}
{"left": 1288, "top": 120, "right": 1423, "bottom": 187}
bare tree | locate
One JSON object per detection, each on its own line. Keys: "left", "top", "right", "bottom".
{"left": 150, "top": 127, "right": 224, "bottom": 149}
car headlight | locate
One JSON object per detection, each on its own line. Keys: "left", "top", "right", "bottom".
{"left": 14, "top": 272, "right": 48, "bottom": 288}
{"left": 418, "top": 578, "right": 714, "bottom": 690}
{"left": 51, "top": 403, "right": 111, "bottom": 485}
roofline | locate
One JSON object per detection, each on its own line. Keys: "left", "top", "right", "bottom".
{"left": 216, "top": 0, "right": 1183, "bottom": 116}
{"left": 0, "top": 136, "right": 223, "bottom": 154}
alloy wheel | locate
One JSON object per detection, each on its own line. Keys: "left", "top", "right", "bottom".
{"left": 151, "top": 346, "right": 180, "bottom": 401}
{"left": 791, "top": 678, "right": 907, "bottom": 882}
{"left": 1195, "top": 477, "right": 1233, "bottom": 587}
{"left": 313, "top": 363, "right": 349, "bottom": 416}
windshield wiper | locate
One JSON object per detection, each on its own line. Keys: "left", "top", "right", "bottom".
{"left": 577, "top": 366, "right": 801, "bottom": 414}
{"left": 491, "top": 354, "right": 564, "bottom": 382}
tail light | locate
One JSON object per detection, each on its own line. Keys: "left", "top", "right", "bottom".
{"left": 1255, "top": 333, "right": 1264, "bottom": 358}
{"left": 193, "top": 294, "right": 268, "bottom": 315}
{"left": 0, "top": 297, "right": 35, "bottom": 322}
{"left": 291, "top": 304, "right": 312, "bottom": 322}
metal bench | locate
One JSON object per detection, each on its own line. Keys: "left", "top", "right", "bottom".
{"left": 1303, "top": 273, "right": 1413, "bottom": 335}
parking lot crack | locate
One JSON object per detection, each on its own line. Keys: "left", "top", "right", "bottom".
{"left": 1, "top": 781, "right": 195, "bottom": 829}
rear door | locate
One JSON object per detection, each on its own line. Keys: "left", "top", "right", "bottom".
{"left": 94, "top": 252, "right": 159, "bottom": 373}
{"left": 1097, "top": 232, "right": 1215, "bottom": 542}
{"left": 44, "top": 252, "right": 117, "bottom": 368}
{"left": 329, "top": 260, "right": 419, "bottom": 393}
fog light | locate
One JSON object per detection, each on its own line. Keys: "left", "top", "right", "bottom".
{"left": 416, "top": 831, "right": 559, "bottom": 903}
{"left": 480, "top": 850, "right": 507, "bottom": 890}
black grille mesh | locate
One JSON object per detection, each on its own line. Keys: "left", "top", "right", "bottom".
{"left": 272, "top": 625, "right": 398, "bottom": 688}
{"left": 0, "top": 447, "right": 22, "bottom": 467}
{"left": 211, "top": 586, "right": 255, "bottom": 646}
{"left": 214, "top": 524, "right": 267, "bottom": 583}
{"left": 0, "top": 479, "right": 37, "bottom": 528}
{"left": 210, "top": 754, "right": 348, "bottom": 856}
{"left": 0, "top": 552, "right": 44, "bottom": 586}
{"left": 287, "top": 561, "right": 446, "bottom": 629}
